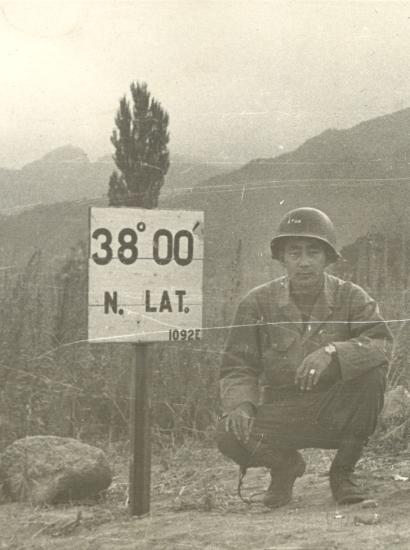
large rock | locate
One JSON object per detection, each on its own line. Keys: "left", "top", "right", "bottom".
{"left": 0, "top": 436, "right": 112, "bottom": 504}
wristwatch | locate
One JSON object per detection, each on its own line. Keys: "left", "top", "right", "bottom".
{"left": 324, "top": 343, "right": 336, "bottom": 356}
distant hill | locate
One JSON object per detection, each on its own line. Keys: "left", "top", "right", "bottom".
{"left": 0, "top": 146, "right": 234, "bottom": 213}
{"left": 1, "top": 108, "right": 410, "bottom": 324}
{"left": 192, "top": 107, "right": 410, "bottom": 187}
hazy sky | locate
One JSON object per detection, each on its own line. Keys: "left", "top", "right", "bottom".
{"left": 1, "top": 1, "right": 410, "bottom": 168}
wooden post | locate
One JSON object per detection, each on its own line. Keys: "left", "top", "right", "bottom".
{"left": 129, "top": 343, "right": 151, "bottom": 516}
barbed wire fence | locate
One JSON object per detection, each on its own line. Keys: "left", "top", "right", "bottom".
{"left": 1, "top": 176, "right": 410, "bottom": 454}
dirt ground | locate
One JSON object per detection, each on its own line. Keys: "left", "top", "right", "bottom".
{"left": 1, "top": 442, "right": 410, "bottom": 550}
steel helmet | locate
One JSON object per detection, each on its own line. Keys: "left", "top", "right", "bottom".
{"left": 270, "top": 207, "right": 342, "bottom": 263}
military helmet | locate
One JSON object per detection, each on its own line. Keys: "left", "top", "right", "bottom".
{"left": 270, "top": 207, "right": 342, "bottom": 263}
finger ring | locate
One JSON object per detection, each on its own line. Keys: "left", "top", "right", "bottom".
{"left": 309, "top": 369, "right": 316, "bottom": 375}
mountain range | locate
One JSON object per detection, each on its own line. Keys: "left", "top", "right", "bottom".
{"left": 1, "top": 107, "right": 410, "bottom": 322}
{"left": 0, "top": 147, "right": 236, "bottom": 214}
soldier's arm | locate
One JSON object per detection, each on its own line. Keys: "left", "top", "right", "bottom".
{"left": 332, "top": 285, "right": 393, "bottom": 381}
{"left": 219, "top": 293, "right": 263, "bottom": 413}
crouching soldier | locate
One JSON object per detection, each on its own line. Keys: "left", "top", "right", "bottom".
{"left": 217, "top": 207, "right": 392, "bottom": 507}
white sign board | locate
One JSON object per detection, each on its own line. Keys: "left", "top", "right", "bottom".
{"left": 88, "top": 207, "right": 204, "bottom": 343}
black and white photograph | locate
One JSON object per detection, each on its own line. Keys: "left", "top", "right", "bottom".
{"left": 1, "top": 1, "right": 410, "bottom": 548}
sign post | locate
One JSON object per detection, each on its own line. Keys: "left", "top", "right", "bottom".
{"left": 129, "top": 343, "right": 151, "bottom": 516}
{"left": 88, "top": 207, "right": 204, "bottom": 516}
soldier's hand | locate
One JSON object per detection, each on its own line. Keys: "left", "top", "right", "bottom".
{"left": 295, "top": 348, "right": 332, "bottom": 391}
{"left": 224, "top": 402, "right": 255, "bottom": 444}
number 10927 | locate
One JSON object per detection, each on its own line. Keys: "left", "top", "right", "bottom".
{"left": 168, "top": 329, "right": 201, "bottom": 341}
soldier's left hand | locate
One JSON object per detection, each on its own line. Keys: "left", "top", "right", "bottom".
{"left": 295, "top": 348, "right": 332, "bottom": 391}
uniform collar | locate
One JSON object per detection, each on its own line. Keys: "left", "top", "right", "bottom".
{"left": 278, "top": 272, "right": 335, "bottom": 309}
{"left": 277, "top": 273, "right": 336, "bottom": 335}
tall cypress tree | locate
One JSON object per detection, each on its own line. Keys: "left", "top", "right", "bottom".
{"left": 108, "top": 82, "right": 170, "bottom": 208}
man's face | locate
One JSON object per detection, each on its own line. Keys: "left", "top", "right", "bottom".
{"left": 281, "top": 237, "right": 327, "bottom": 288}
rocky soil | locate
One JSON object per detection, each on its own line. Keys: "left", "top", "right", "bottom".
{"left": 1, "top": 441, "right": 410, "bottom": 549}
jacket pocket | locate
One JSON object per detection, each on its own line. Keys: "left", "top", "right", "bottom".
{"left": 261, "top": 327, "right": 298, "bottom": 389}
{"left": 262, "top": 323, "right": 298, "bottom": 351}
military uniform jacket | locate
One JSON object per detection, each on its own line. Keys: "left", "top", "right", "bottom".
{"left": 220, "top": 273, "right": 392, "bottom": 413}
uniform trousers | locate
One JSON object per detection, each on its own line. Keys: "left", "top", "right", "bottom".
{"left": 217, "top": 366, "right": 386, "bottom": 469}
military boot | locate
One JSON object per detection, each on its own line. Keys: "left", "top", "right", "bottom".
{"left": 263, "top": 450, "right": 306, "bottom": 508}
{"left": 329, "top": 437, "right": 368, "bottom": 505}
{"left": 329, "top": 465, "right": 368, "bottom": 504}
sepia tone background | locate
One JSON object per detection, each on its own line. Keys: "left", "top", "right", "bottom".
{"left": 2, "top": 2, "right": 410, "bottom": 548}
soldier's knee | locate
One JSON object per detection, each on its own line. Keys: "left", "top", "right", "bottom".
{"left": 345, "top": 366, "right": 386, "bottom": 437}
{"left": 354, "top": 366, "right": 386, "bottom": 397}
